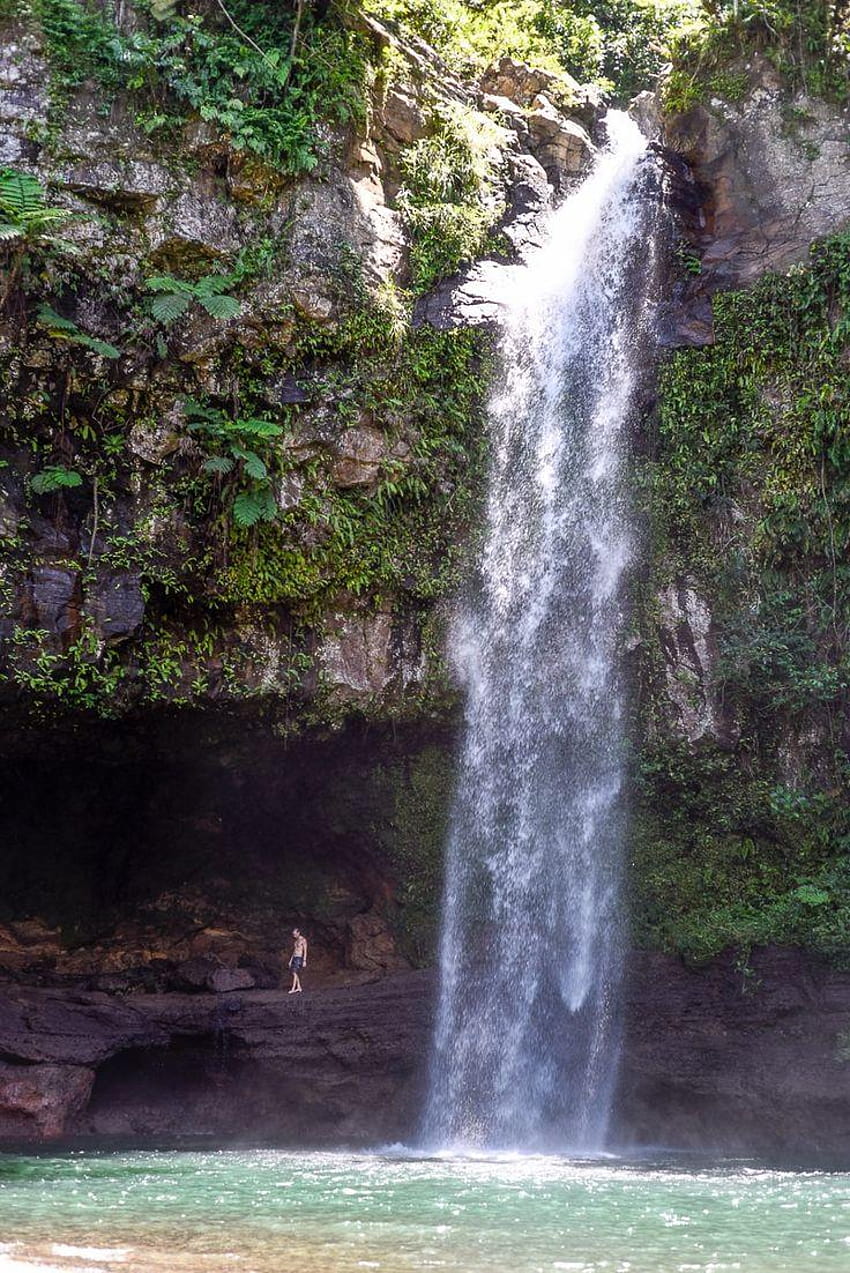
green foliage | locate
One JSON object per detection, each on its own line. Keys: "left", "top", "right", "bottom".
{"left": 146, "top": 274, "right": 241, "bottom": 324}
{"left": 369, "top": 0, "right": 563, "bottom": 74}
{"left": 631, "top": 739, "right": 850, "bottom": 962}
{"left": 538, "top": 0, "right": 701, "bottom": 101}
{"left": 185, "top": 400, "right": 283, "bottom": 527}
{"left": 0, "top": 167, "right": 68, "bottom": 242}
{"left": 30, "top": 464, "right": 83, "bottom": 493}
{"left": 27, "top": 0, "right": 368, "bottom": 174}
{"left": 36, "top": 304, "right": 120, "bottom": 358}
{"left": 219, "top": 318, "right": 488, "bottom": 614}
{"left": 634, "top": 233, "right": 850, "bottom": 961}
{"left": 397, "top": 103, "right": 506, "bottom": 291}
{"left": 664, "top": 0, "right": 850, "bottom": 111}
{"left": 370, "top": 0, "right": 701, "bottom": 97}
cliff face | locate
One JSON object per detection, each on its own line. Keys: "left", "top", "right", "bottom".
{"left": 3, "top": 950, "right": 850, "bottom": 1156}
{"left": 0, "top": 1, "right": 600, "bottom": 974}
{"left": 2, "top": 1, "right": 850, "bottom": 1149}
{"left": 630, "top": 43, "right": 850, "bottom": 964}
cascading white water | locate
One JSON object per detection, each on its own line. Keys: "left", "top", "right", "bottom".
{"left": 423, "top": 112, "right": 658, "bottom": 1152}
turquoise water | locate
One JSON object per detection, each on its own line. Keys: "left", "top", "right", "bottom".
{"left": 0, "top": 1149, "right": 848, "bottom": 1273}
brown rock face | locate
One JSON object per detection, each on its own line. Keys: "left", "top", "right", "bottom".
{"left": 1, "top": 951, "right": 850, "bottom": 1153}
{"left": 0, "top": 1062, "right": 94, "bottom": 1138}
{"left": 0, "top": 975, "right": 434, "bottom": 1145}
{"left": 526, "top": 94, "right": 596, "bottom": 185}
{"left": 660, "top": 58, "right": 850, "bottom": 345}
{"left": 616, "top": 948, "right": 850, "bottom": 1156}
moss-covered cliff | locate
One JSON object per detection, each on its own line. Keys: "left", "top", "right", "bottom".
{"left": 2, "top": 0, "right": 850, "bottom": 982}
{"left": 0, "top": 0, "right": 609, "bottom": 972}
{"left": 630, "top": 2, "right": 850, "bottom": 962}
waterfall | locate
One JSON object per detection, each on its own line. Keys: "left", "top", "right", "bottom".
{"left": 422, "top": 111, "right": 658, "bottom": 1153}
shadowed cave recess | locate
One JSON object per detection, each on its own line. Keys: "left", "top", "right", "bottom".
{"left": 0, "top": 714, "right": 453, "bottom": 993}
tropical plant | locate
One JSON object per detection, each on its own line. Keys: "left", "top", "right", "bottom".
{"left": 185, "top": 400, "right": 283, "bottom": 527}
{"left": 145, "top": 273, "right": 242, "bottom": 324}
{"left": 0, "top": 167, "right": 74, "bottom": 308}
{"left": 0, "top": 168, "right": 69, "bottom": 243}
{"left": 36, "top": 304, "right": 120, "bottom": 359}
{"left": 30, "top": 465, "right": 83, "bottom": 494}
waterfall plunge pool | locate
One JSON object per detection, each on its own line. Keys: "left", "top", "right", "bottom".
{"left": 0, "top": 1148, "right": 848, "bottom": 1272}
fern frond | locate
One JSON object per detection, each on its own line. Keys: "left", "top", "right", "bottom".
{"left": 202, "top": 455, "right": 234, "bottom": 474}
{"left": 36, "top": 303, "right": 78, "bottom": 332}
{"left": 241, "top": 451, "right": 268, "bottom": 481}
{"left": 70, "top": 333, "right": 121, "bottom": 359}
{"left": 232, "top": 487, "right": 277, "bottom": 527}
{"left": 145, "top": 275, "right": 195, "bottom": 295}
{"left": 234, "top": 417, "right": 283, "bottom": 438}
{"left": 194, "top": 273, "right": 238, "bottom": 296}
{"left": 0, "top": 169, "right": 45, "bottom": 218}
{"left": 150, "top": 292, "right": 190, "bottom": 324}
{"left": 31, "top": 466, "right": 83, "bottom": 494}
{"left": 198, "top": 293, "right": 241, "bottom": 320}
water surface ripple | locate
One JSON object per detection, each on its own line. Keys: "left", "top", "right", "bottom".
{"left": 1, "top": 1149, "right": 848, "bottom": 1273}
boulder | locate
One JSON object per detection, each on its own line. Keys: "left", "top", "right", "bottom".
{"left": 380, "top": 88, "right": 428, "bottom": 146}
{"left": 274, "top": 471, "right": 305, "bottom": 513}
{"left": 27, "top": 566, "right": 79, "bottom": 638}
{"left": 0, "top": 919, "right": 62, "bottom": 975}
{"left": 664, "top": 59, "right": 850, "bottom": 290}
{"left": 174, "top": 955, "right": 225, "bottom": 992}
{"left": 330, "top": 424, "right": 390, "bottom": 490}
{"left": 345, "top": 912, "right": 410, "bottom": 973}
{"left": 0, "top": 33, "right": 49, "bottom": 164}
{"left": 480, "top": 57, "right": 565, "bottom": 109}
{"left": 146, "top": 193, "right": 241, "bottom": 267}
{"left": 58, "top": 159, "right": 173, "bottom": 210}
{"left": 0, "top": 1062, "right": 94, "bottom": 1138}
{"left": 84, "top": 571, "right": 145, "bottom": 641}
{"left": 128, "top": 416, "right": 182, "bottom": 465}
{"left": 527, "top": 93, "right": 596, "bottom": 185}
{"left": 208, "top": 967, "right": 255, "bottom": 994}
{"left": 320, "top": 610, "right": 395, "bottom": 698}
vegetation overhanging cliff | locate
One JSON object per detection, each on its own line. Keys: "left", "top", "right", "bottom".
{"left": 1, "top": 0, "right": 850, "bottom": 980}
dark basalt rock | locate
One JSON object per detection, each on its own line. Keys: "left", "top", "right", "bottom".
{"left": 2, "top": 950, "right": 850, "bottom": 1153}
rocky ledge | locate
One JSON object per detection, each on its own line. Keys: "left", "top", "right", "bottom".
{"left": 1, "top": 948, "right": 850, "bottom": 1156}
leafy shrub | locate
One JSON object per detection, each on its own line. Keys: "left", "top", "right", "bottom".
{"left": 536, "top": 0, "right": 701, "bottom": 100}
{"left": 397, "top": 103, "right": 506, "bottom": 290}
{"left": 27, "top": 0, "right": 368, "bottom": 174}
{"left": 664, "top": 0, "right": 850, "bottom": 109}
{"left": 185, "top": 401, "right": 283, "bottom": 528}
{"left": 633, "top": 234, "right": 850, "bottom": 960}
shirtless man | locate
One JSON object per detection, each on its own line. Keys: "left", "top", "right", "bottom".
{"left": 288, "top": 928, "right": 307, "bottom": 994}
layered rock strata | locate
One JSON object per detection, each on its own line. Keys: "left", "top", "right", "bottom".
{"left": 2, "top": 950, "right": 850, "bottom": 1156}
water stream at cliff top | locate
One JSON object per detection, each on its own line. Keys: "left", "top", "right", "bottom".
{"left": 423, "top": 111, "right": 658, "bottom": 1152}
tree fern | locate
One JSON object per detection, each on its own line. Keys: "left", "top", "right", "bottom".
{"left": 31, "top": 466, "right": 83, "bottom": 494}
{"left": 146, "top": 272, "right": 240, "bottom": 324}
{"left": 233, "top": 488, "right": 277, "bottom": 527}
